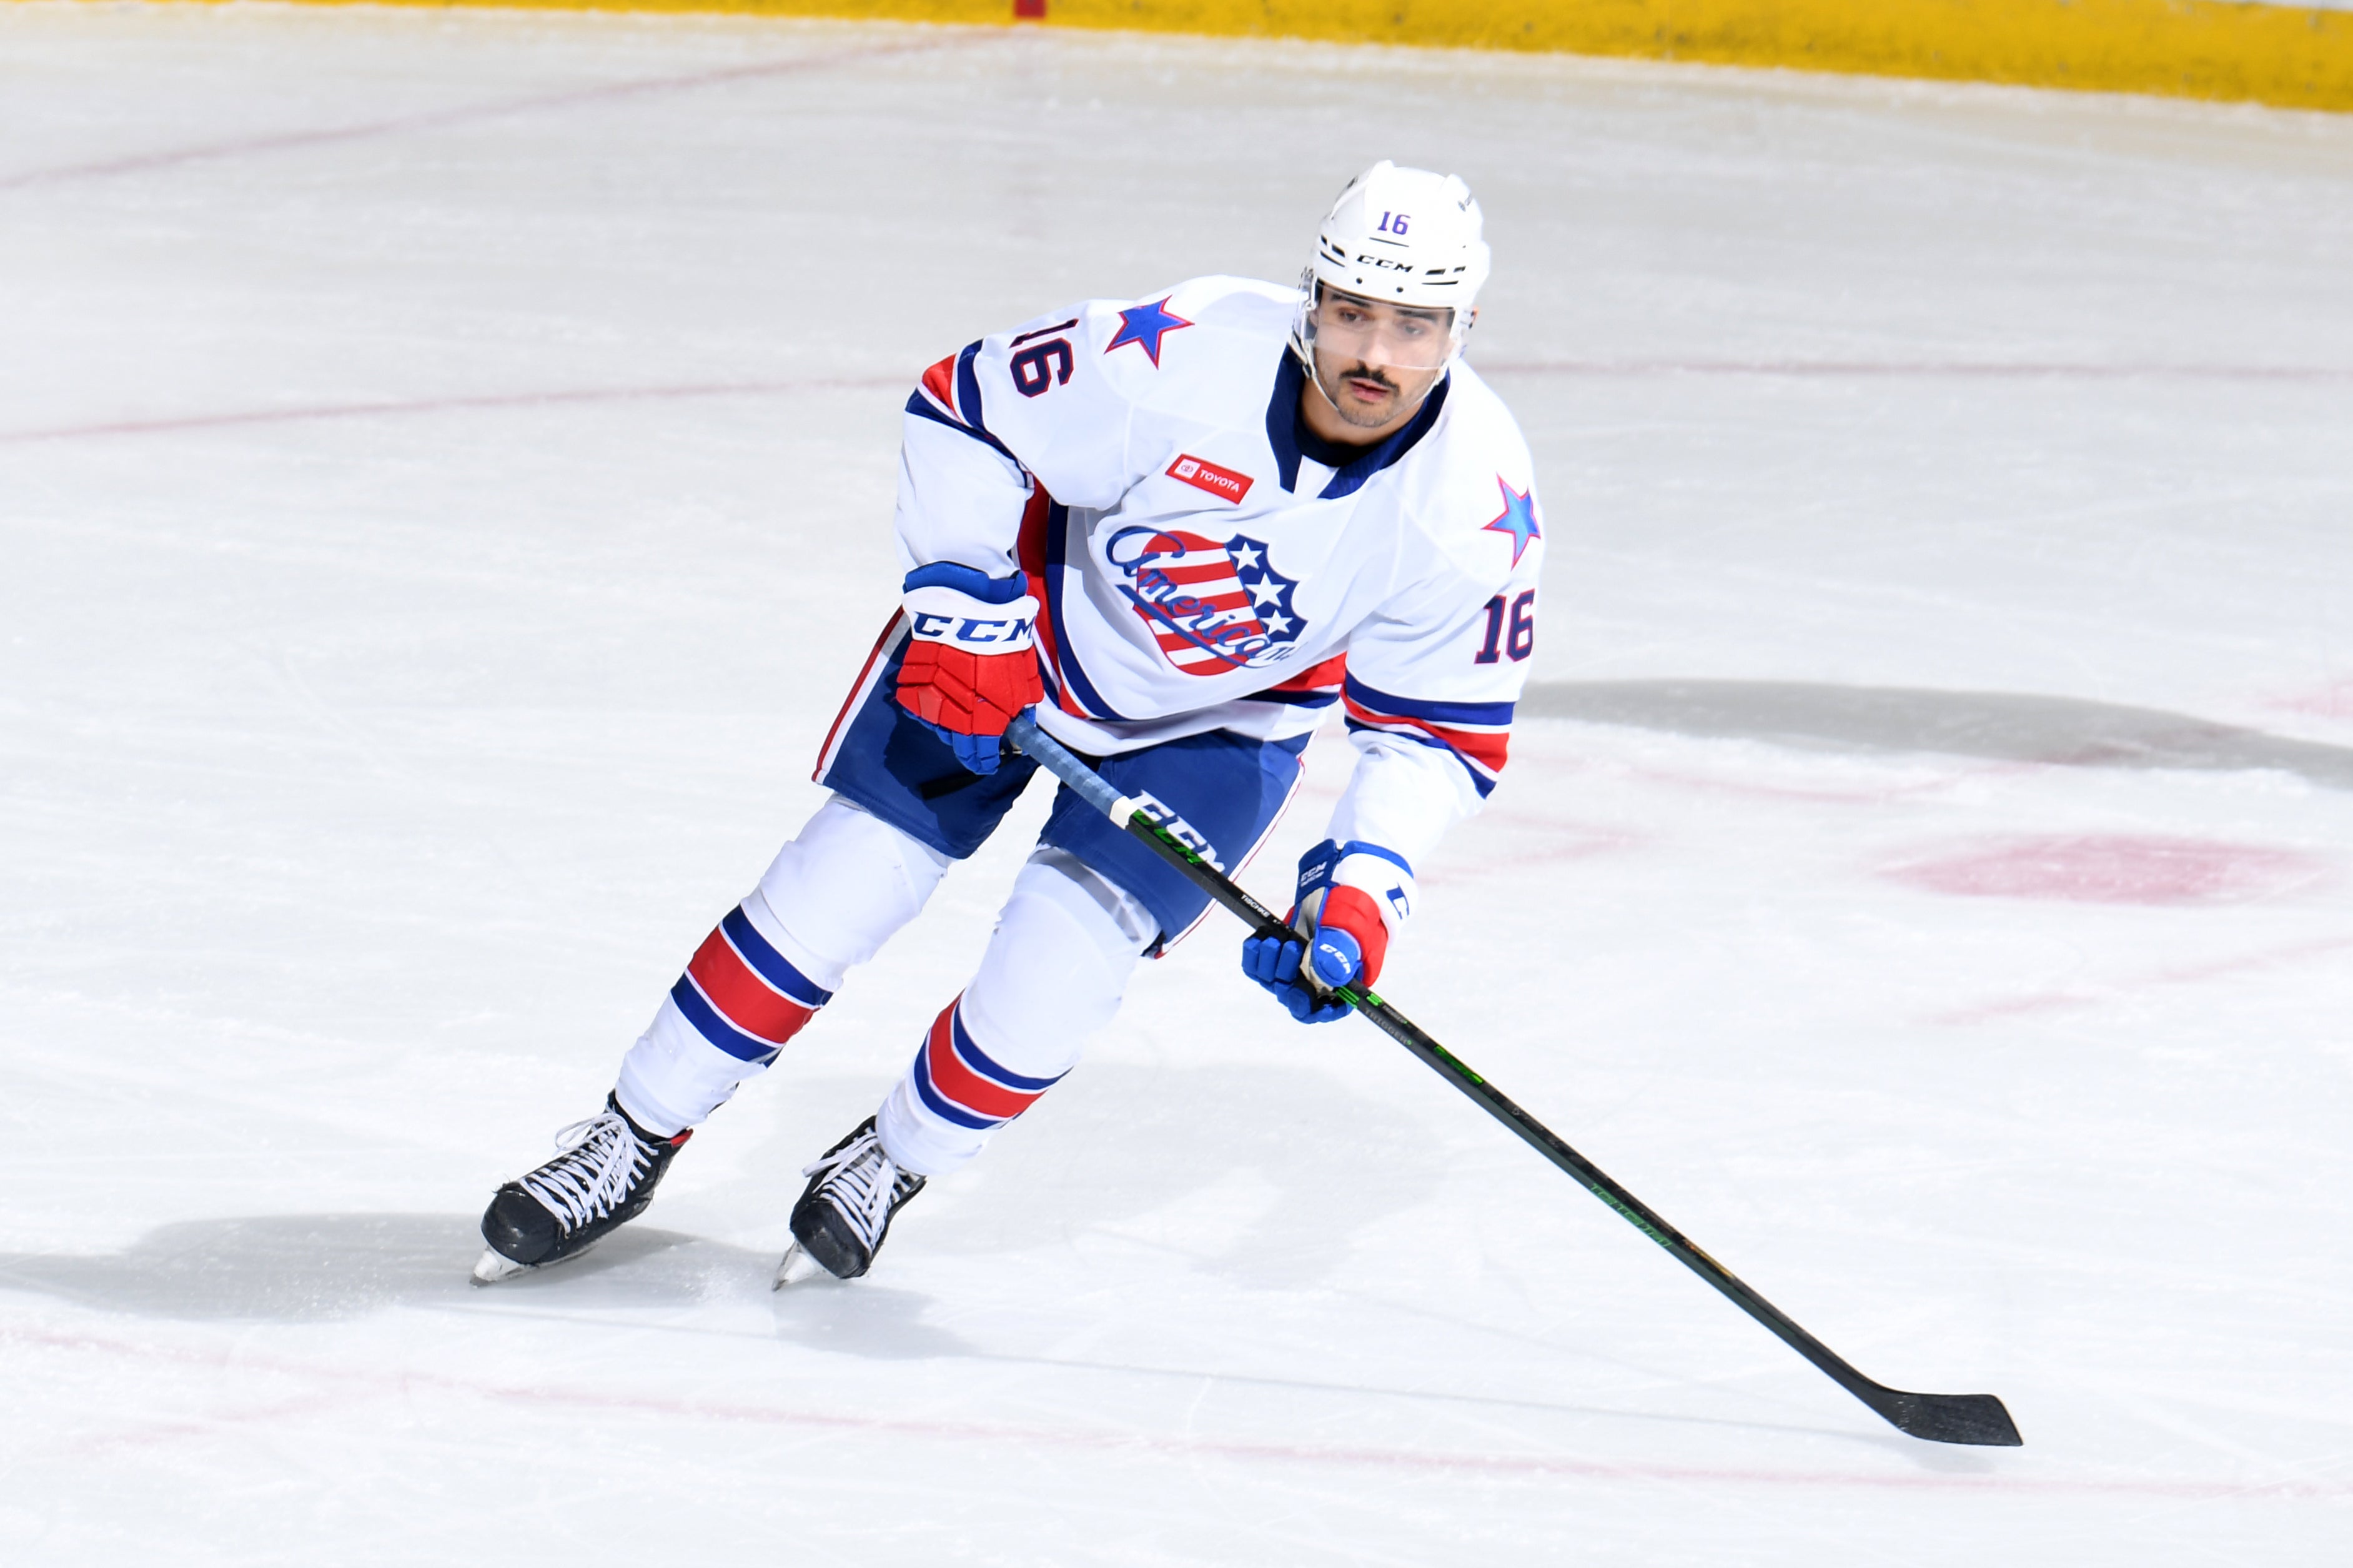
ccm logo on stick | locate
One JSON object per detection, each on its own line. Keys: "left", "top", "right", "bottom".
{"left": 1167, "top": 454, "right": 1254, "bottom": 504}
{"left": 1130, "top": 791, "right": 1224, "bottom": 871}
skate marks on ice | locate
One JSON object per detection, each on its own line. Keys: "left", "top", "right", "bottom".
{"left": 1518, "top": 680, "right": 2353, "bottom": 791}
{"left": 766, "top": 1278, "right": 978, "bottom": 1362}
{"left": 0, "top": 1214, "right": 763, "bottom": 1321}
{"left": 755, "top": 1063, "right": 1462, "bottom": 1359}
{"left": 760, "top": 1296, "right": 1886, "bottom": 1454}
{"left": 861, "top": 1061, "right": 1450, "bottom": 1293}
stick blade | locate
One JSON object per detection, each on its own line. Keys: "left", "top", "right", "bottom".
{"left": 1866, "top": 1387, "right": 2023, "bottom": 1446}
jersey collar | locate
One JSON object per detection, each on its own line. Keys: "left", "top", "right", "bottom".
{"left": 1265, "top": 350, "right": 1452, "bottom": 501}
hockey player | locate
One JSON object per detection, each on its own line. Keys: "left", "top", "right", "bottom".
{"left": 473, "top": 161, "right": 1545, "bottom": 1287}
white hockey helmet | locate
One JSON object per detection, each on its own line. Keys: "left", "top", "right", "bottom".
{"left": 1292, "top": 161, "right": 1491, "bottom": 370}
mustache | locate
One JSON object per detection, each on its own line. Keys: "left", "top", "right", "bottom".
{"left": 1335, "top": 362, "right": 1402, "bottom": 393}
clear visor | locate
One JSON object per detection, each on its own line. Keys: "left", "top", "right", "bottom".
{"left": 1294, "top": 281, "right": 1461, "bottom": 374}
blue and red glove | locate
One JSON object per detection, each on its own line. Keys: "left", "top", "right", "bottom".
{"left": 1240, "top": 934, "right": 1352, "bottom": 1024}
{"left": 893, "top": 562, "right": 1043, "bottom": 775}
{"left": 1241, "top": 839, "right": 1417, "bottom": 1024}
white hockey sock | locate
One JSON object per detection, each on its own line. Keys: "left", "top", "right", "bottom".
{"left": 876, "top": 847, "right": 1152, "bottom": 1176}
{"left": 614, "top": 796, "right": 951, "bottom": 1136}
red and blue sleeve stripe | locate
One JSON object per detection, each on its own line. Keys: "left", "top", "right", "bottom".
{"left": 905, "top": 340, "right": 1019, "bottom": 467}
{"left": 910, "top": 999, "right": 1066, "bottom": 1130}
{"left": 1340, "top": 673, "right": 1515, "bottom": 797}
{"left": 668, "top": 905, "right": 835, "bottom": 1065}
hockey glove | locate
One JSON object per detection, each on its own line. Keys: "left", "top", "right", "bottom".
{"left": 892, "top": 562, "right": 1044, "bottom": 776}
{"left": 1241, "top": 933, "right": 1352, "bottom": 1024}
{"left": 1241, "top": 839, "right": 1417, "bottom": 1023}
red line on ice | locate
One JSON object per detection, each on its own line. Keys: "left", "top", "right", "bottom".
{"left": 1477, "top": 359, "right": 2353, "bottom": 382}
{"left": 2148, "top": 934, "right": 2353, "bottom": 986}
{"left": 66, "top": 1388, "right": 397, "bottom": 1457}
{"left": 1933, "top": 934, "right": 2353, "bottom": 1026}
{"left": 0, "top": 379, "right": 906, "bottom": 444}
{"left": 2267, "top": 678, "right": 2353, "bottom": 720}
{"left": 9, "top": 1321, "right": 2350, "bottom": 1503}
{"left": 0, "top": 37, "right": 978, "bottom": 193}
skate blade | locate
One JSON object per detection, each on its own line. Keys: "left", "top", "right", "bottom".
{"left": 471, "top": 1237, "right": 599, "bottom": 1286}
{"left": 472, "top": 1248, "right": 533, "bottom": 1285}
{"left": 773, "top": 1241, "right": 827, "bottom": 1291}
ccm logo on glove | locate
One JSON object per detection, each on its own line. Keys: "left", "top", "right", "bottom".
{"left": 894, "top": 563, "right": 1044, "bottom": 777}
{"left": 1294, "top": 839, "right": 1414, "bottom": 990}
{"left": 908, "top": 607, "right": 1036, "bottom": 646}
{"left": 1241, "top": 838, "right": 1417, "bottom": 1023}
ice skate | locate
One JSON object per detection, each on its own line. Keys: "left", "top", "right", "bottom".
{"left": 473, "top": 1094, "right": 690, "bottom": 1283}
{"left": 774, "top": 1116, "right": 925, "bottom": 1287}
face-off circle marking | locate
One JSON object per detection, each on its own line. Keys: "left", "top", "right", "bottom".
{"left": 1881, "top": 834, "right": 2326, "bottom": 906}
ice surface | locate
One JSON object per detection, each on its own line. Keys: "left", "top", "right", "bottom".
{"left": 2, "top": 4, "right": 2350, "bottom": 1562}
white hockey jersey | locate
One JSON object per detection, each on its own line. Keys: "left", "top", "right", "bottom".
{"left": 894, "top": 275, "right": 1545, "bottom": 868}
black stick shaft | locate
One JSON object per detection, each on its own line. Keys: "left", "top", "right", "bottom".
{"left": 1004, "top": 714, "right": 2020, "bottom": 1447}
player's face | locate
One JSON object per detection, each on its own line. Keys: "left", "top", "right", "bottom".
{"left": 1307, "top": 290, "right": 1454, "bottom": 431}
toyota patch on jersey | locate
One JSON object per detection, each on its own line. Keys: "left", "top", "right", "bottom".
{"left": 1166, "top": 454, "right": 1254, "bottom": 504}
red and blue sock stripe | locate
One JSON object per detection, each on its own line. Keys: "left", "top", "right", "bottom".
{"left": 909, "top": 999, "right": 1066, "bottom": 1131}
{"left": 670, "top": 905, "right": 834, "bottom": 1065}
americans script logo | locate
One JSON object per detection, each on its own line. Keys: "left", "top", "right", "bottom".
{"left": 1104, "top": 527, "right": 1305, "bottom": 675}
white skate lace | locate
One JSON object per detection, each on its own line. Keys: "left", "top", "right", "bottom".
{"left": 519, "top": 1112, "right": 651, "bottom": 1232}
{"left": 801, "top": 1129, "right": 914, "bottom": 1251}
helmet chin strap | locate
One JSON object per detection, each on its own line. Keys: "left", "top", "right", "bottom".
{"left": 1301, "top": 344, "right": 1347, "bottom": 417}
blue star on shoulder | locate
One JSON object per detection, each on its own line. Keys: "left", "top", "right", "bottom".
{"left": 1482, "top": 478, "right": 1541, "bottom": 567}
{"left": 1104, "top": 297, "right": 1194, "bottom": 367}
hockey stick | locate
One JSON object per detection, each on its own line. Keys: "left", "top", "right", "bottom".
{"left": 1004, "top": 712, "right": 2021, "bottom": 1447}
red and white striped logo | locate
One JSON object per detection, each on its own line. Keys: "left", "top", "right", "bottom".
{"left": 1105, "top": 527, "right": 1304, "bottom": 675}
{"left": 1166, "top": 454, "right": 1254, "bottom": 504}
